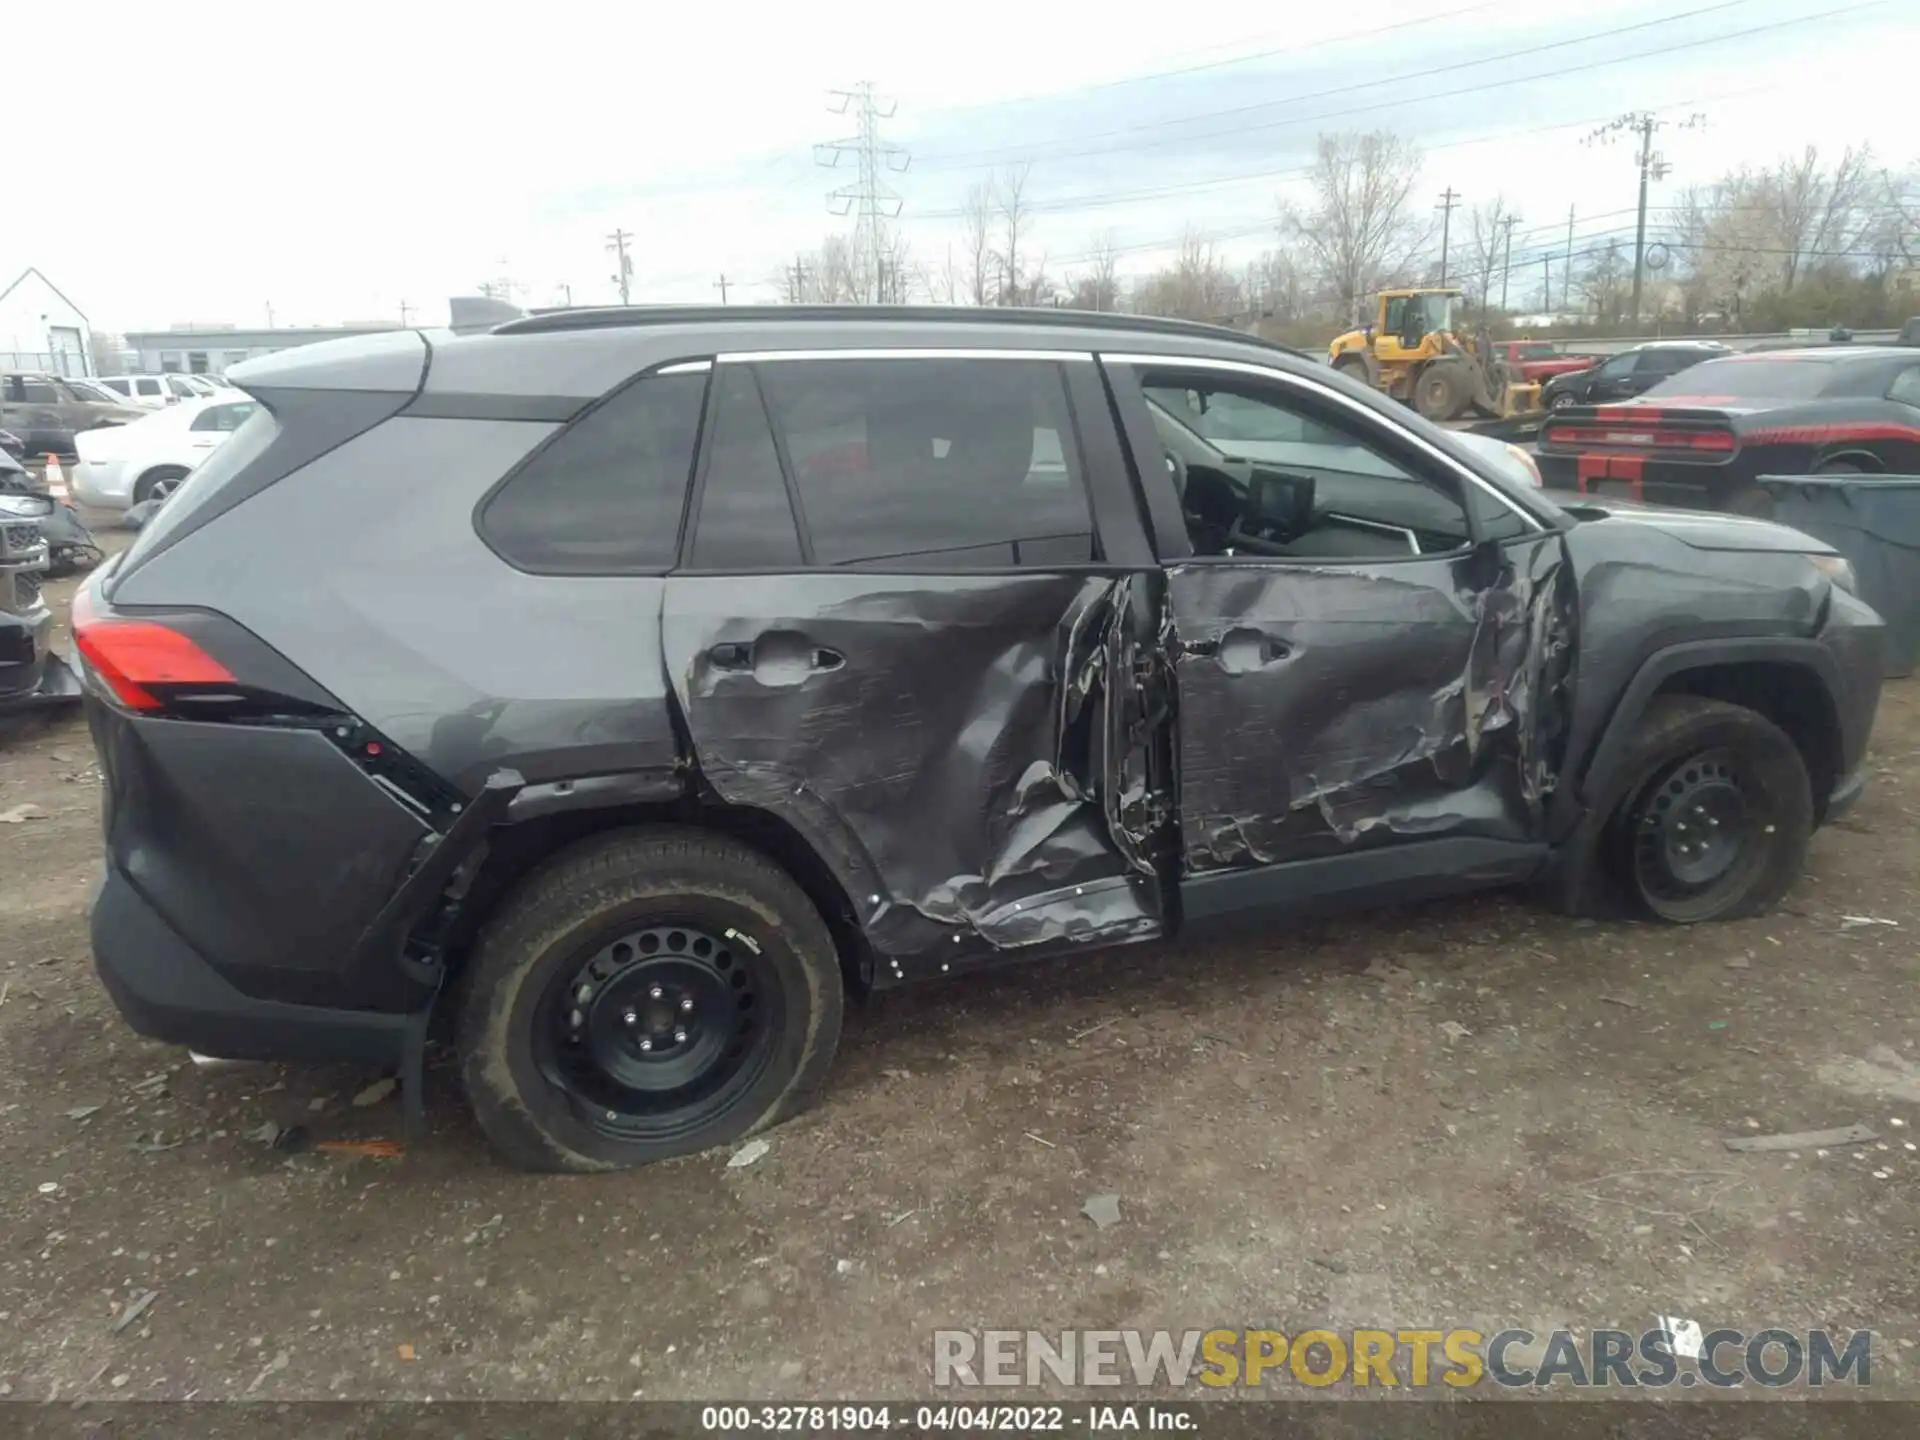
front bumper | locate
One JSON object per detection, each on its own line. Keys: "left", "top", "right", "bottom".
{"left": 90, "top": 863, "right": 410, "bottom": 1067}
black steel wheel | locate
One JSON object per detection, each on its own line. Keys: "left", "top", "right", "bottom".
{"left": 1548, "top": 390, "right": 1577, "bottom": 409}
{"left": 533, "top": 920, "right": 781, "bottom": 1143}
{"left": 1603, "top": 696, "right": 1813, "bottom": 924}
{"left": 458, "top": 827, "right": 844, "bottom": 1172}
{"left": 1626, "top": 748, "right": 1769, "bottom": 923}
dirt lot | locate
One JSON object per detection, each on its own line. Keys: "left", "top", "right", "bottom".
{"left": 2, "top": 528, "right": 1918, "bottom": 1405}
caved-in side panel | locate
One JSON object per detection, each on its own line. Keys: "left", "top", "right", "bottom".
{"left": 1165, "top": 546, "right": 1561, "bottom": 872}
{"left": 662, "top": 572, "right": 1160, "bottom": 959}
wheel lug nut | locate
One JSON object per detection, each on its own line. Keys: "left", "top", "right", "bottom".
{"left": 576, "top": 984, "right": 593, "bottom": 1003}
{"left": 623, "top": 1009, "right": 638, "bottom": 1026}
{"left": 569, "top": 1009, "right": 584, "bottom": 1028}
{"left": 680, "top": 997, "right": 694, "bottom": 1012}
{"left": 649, "top": 985, "right": 664, "bottom": 1000}
{"left": 673, "top": 1028, "right": 688, "bottom": 1044}
{"left": 639, "top": 1038, "right": 654, "bottom": 1052}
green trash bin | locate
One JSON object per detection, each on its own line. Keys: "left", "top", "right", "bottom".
{"left": 1757, "top": 474, "right": 1920, "bottom": 679}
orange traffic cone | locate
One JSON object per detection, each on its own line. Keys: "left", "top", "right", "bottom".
{"left": 43, "top": 454, "right": 68, "bottom": 501}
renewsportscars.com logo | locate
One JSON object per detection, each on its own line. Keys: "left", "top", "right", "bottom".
{"left": 932, "top": 1327, "right": 1873, "bottom": 1390}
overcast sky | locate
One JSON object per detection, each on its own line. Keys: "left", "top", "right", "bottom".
{"left": 11, "top": 0, "right": 1911, "bottom": 331}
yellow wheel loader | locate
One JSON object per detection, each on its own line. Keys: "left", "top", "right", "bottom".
{"left": 1327, "top": 288, "right": 1541, "bottom": 423}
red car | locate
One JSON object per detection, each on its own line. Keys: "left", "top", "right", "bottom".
{"left": 1499, "top": 340, "right": 1596, "bottom": 384}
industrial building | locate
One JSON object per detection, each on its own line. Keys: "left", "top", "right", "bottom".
{"left": 122, "top": 322, "right": 400, "bottom": 378}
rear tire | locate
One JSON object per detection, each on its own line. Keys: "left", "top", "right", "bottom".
{"left": 1332, "top": 356, "right": 1369, "bottom": 385}
{"left": 134, "top": 467, "right": 189, "bottom": 505}
{"left": 457, "top": 827, "right": 844, "bottom": 1173}
{"left": 1600, "top": 697, "right": 1812, "bottom": 923}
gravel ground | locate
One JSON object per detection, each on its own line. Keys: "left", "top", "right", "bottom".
{"left": 2, "top": 525, "right": 1917, "bottom": 1407}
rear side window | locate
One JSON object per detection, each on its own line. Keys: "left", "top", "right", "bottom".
{"left": 101, "top": 378, "right": 130, "bottom": 396}
{"left": 135, "top": 378, "right": 163, "bottom": 397}
{"left": 755, "top": 358, "right": 1095, "bottom": 568}
{"left": 1889, "top": 366, "right": 1920, "bottom": 408}
{"left": 687, "top": 367, "right": 801, "bottom": 568}
{"left": 190, "top": 402, "right": 258, "bottom": 433}
{"left": 482, "top": 370, "right": 706, "bottom": 574}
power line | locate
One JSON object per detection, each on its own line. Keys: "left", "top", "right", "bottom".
{"left": 915, "top": 1, "right": 1881, "bottom": 173}
{"left": 816, "top": 82, "right": 909, "bottom": 305}
{"left": 906, "top": 84, "right": 1786, "bottom": 225}
{"left": 915, "top": 2, "right": 1504, "bottom": 115}
{"left": 918, "top": 0, "right": 1751, "bottom": 168}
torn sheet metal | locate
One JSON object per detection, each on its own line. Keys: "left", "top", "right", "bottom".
{"left": 1164, "top": 537, "right": 1570, "bottom": 869}
{"left": 661, "top": 572, "right": 1161, "bottom": 958}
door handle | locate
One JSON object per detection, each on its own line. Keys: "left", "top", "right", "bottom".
{"left": 709, "top": 641, "right": 753, "bottom": 670}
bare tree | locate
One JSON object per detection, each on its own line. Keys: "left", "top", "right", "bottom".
{"left": 1464, "top": 197, "right": 1516, "bottom": 310}
{"left": 1282, "top": 130, "right": 1428, "bottom": 317}
{"left": 1764, "top": 144, "right": 1876, "bottom": 289}
{"left": 1580, "top": 239, "right": 1630, "bottom": 323}
{"left": 961, "top": 182, "right": 995, "bottom": 306}
{"left": 991, "top": 164, "right": 1037, "bottom": 306}
{"left": 1068, "top": 231, "right": 1122, "bottom": 312}
{"left": 1243, "top": 244, "right": 1311, "bottom": 323}
{"left": 1132, "top": 230, "right": 1244, "bottom": 321}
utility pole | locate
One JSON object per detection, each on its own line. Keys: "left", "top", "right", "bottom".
{"left": 558, "top": 283, "right": 572, "bottom": 308}
{"left": 606, "top": 229, "right": 634, "bottom": 306}
{"left": 1435, "top": 188, "right": 1461, "bottom": 285}
{"left": 1586, "top": 110, "right": 1705, "bottom": 327}
{"left": 398, "top": 299, "right": 414, "bottom": 327}
{"left": 816, "top": 82, "right": 909, "bottom": 304}
{"left": 265, "top": 302, "right": 275, "bottom": 329}
{"left": 714, "top": 274, "right": 730, "bottom": 305}
{"left": 1498, "top": 214, "right": 1521, "bottom": 309}
{"left": 1542, "top": 255, "right": 1552, "bottom": 313}
{"left": 788, "top": 259, "right": 810, "bottom": 304}
{"left": 1565, "top": 204, "right": 1576, "bottom": 290}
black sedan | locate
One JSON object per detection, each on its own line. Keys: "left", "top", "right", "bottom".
{"left": 1539, "top": 340, "right": 1731, "bottom": 410}
{"left": 1537, "top": 346, "right": 1920, "bottom": 513}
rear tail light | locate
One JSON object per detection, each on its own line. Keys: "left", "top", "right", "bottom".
{"left": 1542, "top": 423, "right": 1736, "bottom": 454}
{"left": 71, "top": 584, "right": 235, "bottom": 711}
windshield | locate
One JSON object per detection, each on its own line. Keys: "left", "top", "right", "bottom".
{"left": 65, "top": 380, "right": 123, "bottom": 404}
{"left": 1646, "top": 356, "right": 1832, "bottom": 402}
{"left": 1410, "top": 292, "right": 1454, "bottom": 337}
{"left": 1511, "top": 342, "right": 1555, "bottom": 360}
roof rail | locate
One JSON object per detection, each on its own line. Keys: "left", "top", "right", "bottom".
{"left": 492, "top": 303, "right": 1302, "bottom": 356}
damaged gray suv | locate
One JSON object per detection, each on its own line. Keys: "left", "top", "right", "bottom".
{"left": 76, "top": 307, "right": 1884, "bottom": 1171}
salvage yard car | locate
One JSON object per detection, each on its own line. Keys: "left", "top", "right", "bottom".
{"left": 1538, "top": 346, "right": 1920, "bottom": 513}
{"left": 73, "top": 307, "right": 1884, "bottom": 1172}
{"left": 72, "top": 393, "right": 260, "bottom": 511}
{"left": 0, "top": 370, "right": 145, "bottom": 457}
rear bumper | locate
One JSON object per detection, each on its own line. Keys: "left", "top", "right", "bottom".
{"left": 90, "top": 863, "right": 410, "bottom": 1067}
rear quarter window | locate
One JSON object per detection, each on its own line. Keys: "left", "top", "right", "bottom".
{"left": 480, "top": 370, "right": 708, "bottom": 574}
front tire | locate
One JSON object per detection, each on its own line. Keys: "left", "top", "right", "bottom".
{"left": 1601, "top": 697, "right": 1813, "bottom": 923}
{"left": 458, "top": 827, "right": 844, "bottom": 1172}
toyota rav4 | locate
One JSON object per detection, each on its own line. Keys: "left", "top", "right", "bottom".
{"left": 75, "top": 307, "right": 1884, "bottom": 1171}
